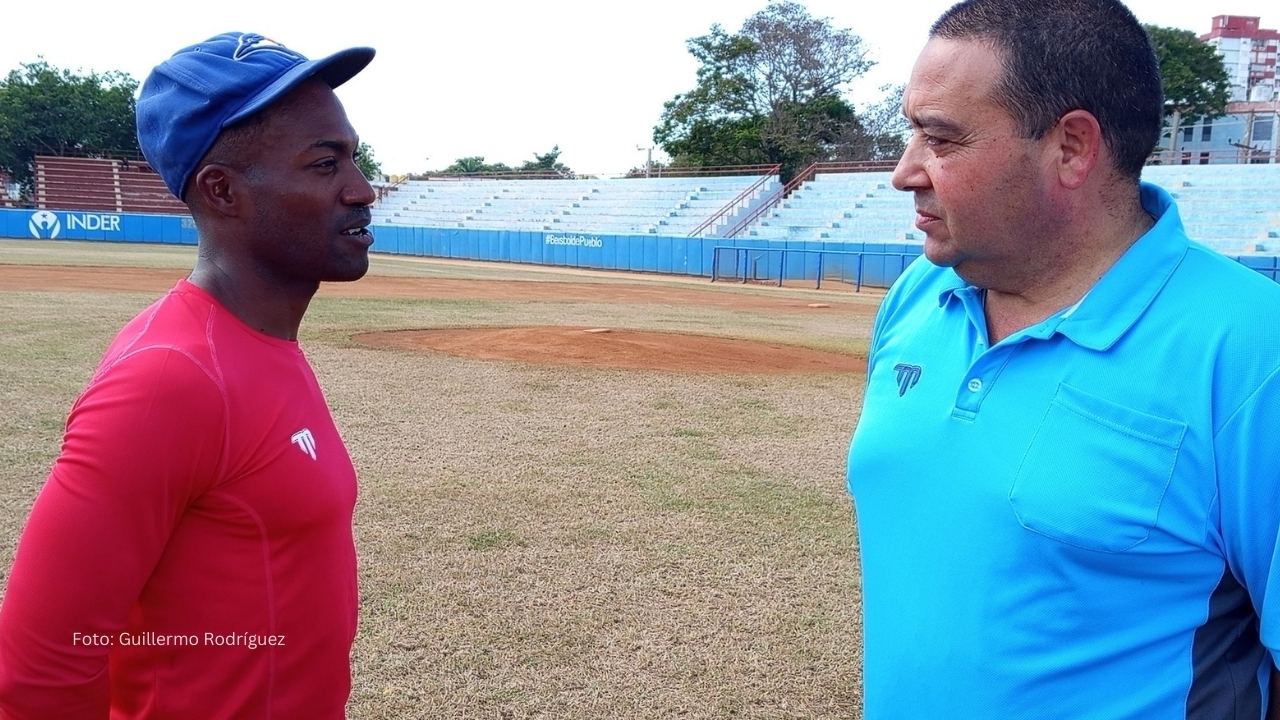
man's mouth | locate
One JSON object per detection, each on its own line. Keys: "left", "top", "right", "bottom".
{"left": 914, "top": 209, "right": 941, "bottom": 229}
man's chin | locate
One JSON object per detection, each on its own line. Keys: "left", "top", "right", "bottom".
{"left": 323, "top": 260, "right": 371, "bottom": 283}
{"left": 922, "top": 238, "right": 960, "bottom": 269}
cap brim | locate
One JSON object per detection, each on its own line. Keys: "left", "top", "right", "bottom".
{"left": 224, "top": 46, "right": 374, "bottom": 127}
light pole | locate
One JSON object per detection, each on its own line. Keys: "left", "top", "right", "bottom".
{"left": 636, "top": 145, "right": 653, "bottom": 178}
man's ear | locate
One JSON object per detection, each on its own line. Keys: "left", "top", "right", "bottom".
{"left": 189, "top": 164, "right": 244, "bottom": 217}
{"left": 1052, "top": 109, "right": 1103, "bottom": 190}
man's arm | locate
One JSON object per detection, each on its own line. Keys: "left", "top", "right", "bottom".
{"left": 1212, "top": 363, "right": 1280, "bottom": 719}
{"left": 0, "top": 349, "right": 223, "bottom": 717}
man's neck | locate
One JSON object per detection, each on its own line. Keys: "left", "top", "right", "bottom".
{"left": 189, "top": 258, "right": 316, "bottom": 341}
{"left": 983, "top": 196, "right": 1154, "bottom": 344}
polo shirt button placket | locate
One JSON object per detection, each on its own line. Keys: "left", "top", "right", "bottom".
{"left": 953, "top": 361, "right": 993, "bottom": 417}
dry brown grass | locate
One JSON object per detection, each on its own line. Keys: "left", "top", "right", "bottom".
{"left": 0, "top": 240, "right": 872, "bottom": 719}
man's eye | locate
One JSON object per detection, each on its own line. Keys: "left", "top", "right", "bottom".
{"left": 923, "top": 134, "right": 949, "bottom": 147}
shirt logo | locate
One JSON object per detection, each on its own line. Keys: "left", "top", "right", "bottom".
{"left": 290, "top": 429, "right": 317, "bottom": 461}
{"left": 893, "top": 363, "right": 922, "bottom": 397}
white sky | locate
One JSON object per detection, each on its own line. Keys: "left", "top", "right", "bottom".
{"left": 3, "top": 0, "right": 1273, "bottom": 176}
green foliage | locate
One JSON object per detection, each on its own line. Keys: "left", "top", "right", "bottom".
{"left": 519, "top": 145, "right": 573, "bottom": 177}
{"left": 854, "top": 85, "right": 909, "bottom": 160}
{"left": 442, "top": 156, "right": 512, "bottom": 174}
{"left": 355, "top": 141, "right": 382, "bottom": 181}
{"left": 654, "top": 1, "right": 892, "bottom": 177}
{"left": 441, "top": 147, "right": 573, "bottom": 177}
{"left": 0, "top": 60, "right": 140, "bottom": 192}
{"left": 1145, "top": 25, "right": 1231, "bottom": 125}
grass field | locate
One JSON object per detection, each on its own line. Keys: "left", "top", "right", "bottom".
{"left": 0, "top": 240, "right": 876, "bottom": 719}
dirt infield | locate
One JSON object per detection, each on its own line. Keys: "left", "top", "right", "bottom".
{"left": 0, "top": 263, "right": 868, "bottom": 374}
{"left": 356, "top": 326, "right": 861, "bottom": 374}
{"left": 0, "top": 264, "right": 878, "bottom": 314}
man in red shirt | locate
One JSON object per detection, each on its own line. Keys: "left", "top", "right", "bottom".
{"left": 0, "top": 32, "right": 376, "bottom": 718}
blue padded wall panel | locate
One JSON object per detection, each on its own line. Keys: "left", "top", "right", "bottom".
{"left": 120, "top": 216, "right": 144, "bottom": 244}
{"left": 517, "top": 231, "right": 533, "bottom": 264}
{"left": 372, "top": 225, "right": 391, "bottom": 254}
{"left": 498, "top": 231, "right": 512, "bottom": 262}
{"left": 2, "top": 210, "right": 20, "bottom": 239}
{"left": 434, "top": 229, "right": 450, "bottom": 257}
{"left": 406, "top": 227, "right": 420, "bottom": 256}
{"left": 179, "top": 219, "right": 199, "bottom": 245}
{"left": 463, "top": 229, "right": 477, "bottom": 260}
{"left": 486, "top": 230, "right": 499, "bottom": 261}
{"left": 656, "top": 236, "right": 674, "bottom": 273}
{"left": 140, "top": 215, "right": 162, "bottom": 244}
{"left": 667, "top": 236, "right": 689, "bottom": 275}
{"left": 627, "top": 237, "right": 644, "bottom": 271}
{"left": 642, "top": 237, "right": 658, "bottom": 273}
{"left": 565, "top": 237, "right": 579, "bottom": 267}
{"left": 608, "top": 236, "right": 626, "bottom": 270}
{"left": 698, "top": 238, "right": 719, "bottom": 277}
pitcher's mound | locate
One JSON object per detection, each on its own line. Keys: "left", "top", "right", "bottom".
{"left": 354, "top": 326, "right": 861, "bottom": 374}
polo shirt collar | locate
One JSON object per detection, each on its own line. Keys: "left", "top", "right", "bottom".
{"left": 1054, "top": 182, "right": 1189, "bottom": 350}
{"left": 935, "top": 182, "right": 1189, "bottom": 351}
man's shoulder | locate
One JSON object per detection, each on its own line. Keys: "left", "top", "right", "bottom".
{"left": 97, "top": 285, "right": 222, "bottom": 387}
{"left": 1169, "top": 244, "right": 1280, "bottom": 324}
{"left": 1158, "top": 245, "right": 1280, "bottom": 390}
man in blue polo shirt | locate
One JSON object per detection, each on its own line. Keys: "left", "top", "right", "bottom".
{"left": 846, "top": 0, "right": 1280, "bottom": 717}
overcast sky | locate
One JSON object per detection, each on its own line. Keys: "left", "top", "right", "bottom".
{"left": 3, "top": 0, "right": 1273, "bottom": 176}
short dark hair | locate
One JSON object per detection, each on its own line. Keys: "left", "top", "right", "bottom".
{"left": 183, "top": 114, "right": 267, "bottom": 209}
{"left": 932, "top": 0, "right": 1163, "bottom": 180}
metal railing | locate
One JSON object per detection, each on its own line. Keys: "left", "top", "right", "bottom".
{"left": 711, "top": 246, "right": 920, "bottom": 291}
{"left": 1146, "top": 148, "right": 1280, "bottom": 166}
{"left": 723, "top": 162, "right": 821, "bottom": 238}
{"left": 687, "top": 165, "right": 782, "bottom": 238}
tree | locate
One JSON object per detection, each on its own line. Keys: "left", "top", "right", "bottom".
{"left": 0, "top": 60, "right": 140, "bottom": 193}
{"left": 519, "top": 145, "right": 573, "bottom": 176}
{"left": 850, "top": 84, "right": 909, "bottom": 161}
{"left": 440, "top": 149, "right": 573, "bottom": 176}
{"left": 653, "top": 1, "right": 882, "bottom": 178}
{"left": 1144, "top": 25, "right": 1231, "bottom": 155}
{"left": 442, "top": 156, "right": 512, "bottom": 174}
{"left": 354, "top": 142, "right": 381, "bottom": 181}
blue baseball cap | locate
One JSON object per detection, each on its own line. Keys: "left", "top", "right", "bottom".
{"left": 137, "top": 32, "right": 374, "bottom": 199}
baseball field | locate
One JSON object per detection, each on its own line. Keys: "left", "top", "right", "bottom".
{"left": 0, "top": 238, "right": 878, "bottom": 718}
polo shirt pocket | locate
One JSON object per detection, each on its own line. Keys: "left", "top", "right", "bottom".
{"left": 1009, "top": 382, "right": 1186, "bottom": 553}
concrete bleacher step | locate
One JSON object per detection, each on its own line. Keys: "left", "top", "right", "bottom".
{"left": 371, "top": 165, "right": 1274, "bottom": 257}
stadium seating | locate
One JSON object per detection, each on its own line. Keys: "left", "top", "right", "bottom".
{"left": 1140, "top": 164, "right": 1280, "bottom": 253}
{"left": 737, "top": 165, "right": 1280, "bottom": 254}
{"left": 372, "top": 175, "right": 781, "bottom": 236}
{"left": 33, "top": 156, "right": 187, "bottom": 215}
{"left": 744, "top": 173, "right": 917, "bottom": 243}
{"left": 17, "top": 155, "right": 1278, "bottom": 256}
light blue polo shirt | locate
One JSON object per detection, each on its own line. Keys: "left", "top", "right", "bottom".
{"left": 847, "top": 183, "right": 1280, "bottom": 719}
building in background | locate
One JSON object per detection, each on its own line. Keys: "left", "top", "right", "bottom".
{"left": 1201, "top": 15, "right": 1278, "bottom": 102}
{"left": 1160, "top": 15, "right": 1278, "bottom": 164}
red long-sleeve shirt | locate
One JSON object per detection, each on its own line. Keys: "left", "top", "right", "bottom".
{"left": 0, "top": 279, "right": 359, "bottom": 718}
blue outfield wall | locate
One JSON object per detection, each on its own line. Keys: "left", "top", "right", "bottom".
{"left": 366, "top": 224, "right": 924, "bottom": 286}
{"left": 1, "top": 208, "right": 198, "bottom": 245}
{"left": 2, "top": 208, "right": 1279, "bottom": 287}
